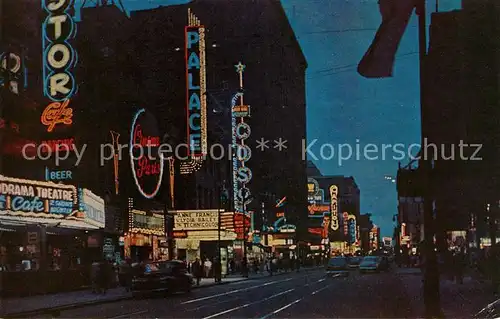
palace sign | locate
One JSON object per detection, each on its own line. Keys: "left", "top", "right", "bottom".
{"left": 185, "top": 9, "right": 207, "bottom": 157}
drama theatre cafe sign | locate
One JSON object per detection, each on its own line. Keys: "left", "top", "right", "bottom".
{"left": 173, "top": 210, "right": 219, "bottom": 231}
{"left": 0, "top": 175, "right": 77, "bottom": 216}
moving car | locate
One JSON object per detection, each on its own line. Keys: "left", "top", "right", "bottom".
{"left": 131, "top": 260, "right": 193, "bottom": 295}
{"left": 326, "top": 256, "right": 350, "bottom": 277}
{"left": 359, "top": 256, "right": 390, "bottom": 273}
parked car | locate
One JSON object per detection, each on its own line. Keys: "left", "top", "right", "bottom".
{"left": 347, "top": 256, "right": 362, "bottom": 269}
{"left": 326, "top": 257, "right": 349, "bottom": 277}
{"left": 359, "top": 256, "right": 390, "bottom": 273}
{"left": 131, "top": 260, "right": 193, "bottom": 295}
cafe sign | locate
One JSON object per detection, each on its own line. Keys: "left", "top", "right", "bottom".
{"left": 0, "top": 175, "right": 77, "bottom": 216}
{"left": 172, "top": 210, "right": 219, "bottom": 231}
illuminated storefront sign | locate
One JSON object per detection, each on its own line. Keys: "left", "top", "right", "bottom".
{"left": 129, "top": 109, "right": 163, "bottom": 199}
{"left": 330, "top": 185, "right": 339, "bottom": 231}
{"left": 308, "top": 204, "right": 330, "bottom": 215}
{"left": 0, "top": 175, "right": 77, "bottom": 216}
{"left": 45, "top": 167, "right": 72, "bottom": 181}
{"left": 234, "top": 212, "right": 251, "bottom": 240}
{"left": 40, "top": 138, "right": 75, "bottom": 152}
{"left": 79, "top": 188, "right": 105, "bottom": 228}
{"left": 41, "top": 0, "right": 77, "bottom": 132}
{"left": 232, "top": 63, "right": 252, "bottom": 213}
{"left": 343, "top": 212, "right": 349, "bottom": 235}
{"left": 129, "top": 209, "right": 165, "bottom": 236}
{"left": 173, "top": 210, "right": 219, "bottom": 231}
{"left": 348, "top": 215, "right": 357, "bottom": 244}
{"left": 308, "top": 228, "right": 322, "bottom": 236}
{"left": 185, "top": 8, "right": 207, "bottom": 157}
{"left": 307, "top": 178, "right": 321, "bottom": 202}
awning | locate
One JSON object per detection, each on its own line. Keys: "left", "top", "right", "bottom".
{"left": 0, "top": 214, "right": 101, "bottom": 230}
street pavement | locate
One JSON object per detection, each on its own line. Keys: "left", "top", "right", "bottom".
{"left": 32, "top": 269, "right": 416, "bottom": 318}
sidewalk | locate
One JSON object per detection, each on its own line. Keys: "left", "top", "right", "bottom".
{"left": 399, "top": 269, "right": 496, "bottom": 318}
{"left": 1, "top": 267, "right": 321, "bottom": 317}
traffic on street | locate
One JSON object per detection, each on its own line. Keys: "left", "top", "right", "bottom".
{"left": 36, "top": 268, "right": 413, "bottom": 318}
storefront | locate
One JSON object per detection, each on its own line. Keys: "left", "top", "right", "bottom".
{"left": 0, "top": 175, "right": 106, "bottom": 296}
{"left": 172, "top": 210, "right": 236, "bottom": 274}
{"left": 124, "top": 208, "right": 166, "bottom": 262}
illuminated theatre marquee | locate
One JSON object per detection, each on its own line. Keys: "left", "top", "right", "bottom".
{"left": 330, "top": 185, "right": 339, "bottom": 231}
{"left": 0, "top": 175, "right": 77, "bottom": 216}
{"left": 180, "top": 9, "right": 207, "bottom": 175}
{"left": 41, "top": 0, "right": 77, "bottom": 132}
{"left": 130, "top": 109, "right": 164, "bottom": 199}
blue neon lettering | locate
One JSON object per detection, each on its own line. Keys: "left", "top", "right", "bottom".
{"left": 187, "top": 31, "right": 199, "bottom": 48}
{"left": 11, "top": 196, "right": 44, "bottom": 213}
{"left": 190, "top": 134, "right": 201, "bottom": 151}
{"left": 188, "top": 73, "right": 200, "bottom": 90}
{"left": 189, "top": 92, "right": 201, "bottom": 110}
{"left": 189, "top": 113, "right": 201, "bottom": 130}
{"left": 187, "top": 52, "right": 200, "bottom": 69}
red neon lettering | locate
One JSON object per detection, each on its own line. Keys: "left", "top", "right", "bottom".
{"left": 135, "top": 156, "right": 161, "bottom": 179}
{"left": 133, "top": 125, "right": 160, "bottom": 148}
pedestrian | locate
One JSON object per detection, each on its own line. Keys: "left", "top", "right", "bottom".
{"left": 204, "top": 258, "right": 212, "bottom": 278}
{"left": 192, "top": 257, "right": 203, "bottom": 286}
{"left": 242, "top": 258, "right": 248, "bottom": 277}
{"left": 91, "top": 260, "right": 101, "bottom": 294}
{"left": 213, "top": 257, "right": 222, "bottom": 283}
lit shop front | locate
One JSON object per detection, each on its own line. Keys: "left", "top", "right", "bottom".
{"left": 124, "top": 209, "right": 167, "bottom": 262}
{"left": 172, "top": 210, "right": 237, "bottom": 267}
{"left": 0, "top": 175, "right": 105, "bottom": 295}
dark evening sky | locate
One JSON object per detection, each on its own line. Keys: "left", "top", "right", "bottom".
{"left": 77, "top": 0, "right": 461, "bottom": 236}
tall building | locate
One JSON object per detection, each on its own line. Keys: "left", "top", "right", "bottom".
{"left": 128, "top": 0, "right": 308, "bottom": 231}
{"left": 423, "top": 0, "right": 500, "bottom": 248}
{"left": 307, "top": 161, "right": 361, "bottom": 255}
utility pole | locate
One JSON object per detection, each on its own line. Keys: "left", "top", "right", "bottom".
{"left": 418, "top": 0, "right": 441, "bottom": 317}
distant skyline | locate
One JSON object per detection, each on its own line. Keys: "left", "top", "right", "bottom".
{"left": 77, "top": 0, "right": 462, "bottom": 236}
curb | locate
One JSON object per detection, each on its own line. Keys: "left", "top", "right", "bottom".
{"left": 3, "top": 267, "right": 322, "bottom": 318}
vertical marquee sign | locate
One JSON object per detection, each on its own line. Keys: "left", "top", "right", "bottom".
{"left": 41, "top": 0, "right": 77, "bottom": 132}
{"left": 330, "top": 185, "right": 339, "bottom": 231}
{"left": 232, "top": 62, "right": 252, "bottom": 213}
{"left": 129, "top": 109, "right": 164, "bottom": 199}
{"left": 180, "top": 9, "right": 207, "bottom": 174}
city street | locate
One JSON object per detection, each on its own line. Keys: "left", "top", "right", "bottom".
{"left": 38, "top": 269, "right": 414, "bottom": 318}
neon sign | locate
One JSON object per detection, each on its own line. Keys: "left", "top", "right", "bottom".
{"left": 232, "top": 63, "right": 252, "bottom": 213}
{"left": 41, "top": 0, "right": 77, "bottom": 131}
{"left": 330, "top": 185, "right": 339, "bottom": 231}
{"left": 45, "top": 167, "right": 73, "bottom": 181}
{"left": 41, "top": 100, "right": 73, "bottom": 132}
{"left": 129, "top": 209, "right": 165, "bottom": 236}
{"left": 39, "top": 138, "right": 75, "bottom": 153}
{"left": 185, "top": 8, "right": 207, "bottom": 157}
{"left": 308, "top": 204, "right": 330, "bottom": 215}
{"left": 0, "top": 52, "right": 25, "bottom": 94}
{"left": 348, "top": 215, "right": 357, "bottom": 244}
{"left": 0, "top": 175, "right": 77, "bottom": 216}
{"left": 130, "top": 109, "right": 163, "bottom": 199}
{"left": 343, "top": 212, "right": 349, "bottom": 235}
